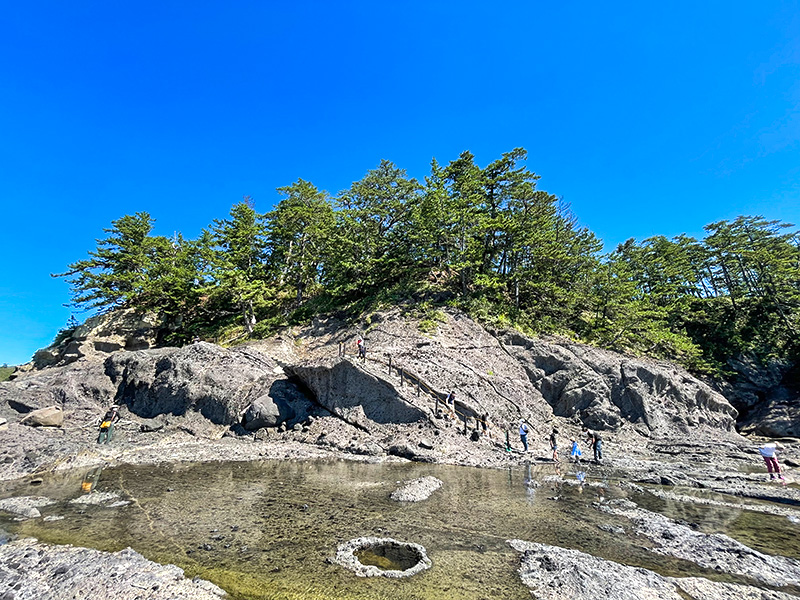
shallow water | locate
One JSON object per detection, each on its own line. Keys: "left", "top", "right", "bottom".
{"left": 2, "top": 459, "right": 799, "bottom": 599}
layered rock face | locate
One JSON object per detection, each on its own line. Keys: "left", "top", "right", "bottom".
{"left": 1, "top": 307, "right": 744, "bottom": 463}
{"left": 288, "top": 357, "right": 427, "bottom": 429}
{"left": 721, "top": 355, "right": 800, "bottom": 437}
{"left": 23, "top": 309, "right": 165, "bottom": 370}
{"left": 278, "top": 309, "right": 739, "bottom": 439}
{"left": 105, "top": 342, "right": 300, "bottom": 425}
{"left": 497, "top": 331, "right": 738, "bottom": 435}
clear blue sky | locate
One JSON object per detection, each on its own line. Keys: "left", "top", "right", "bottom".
{"left": 2, "top": 2, "right": 800, "bottom": 366}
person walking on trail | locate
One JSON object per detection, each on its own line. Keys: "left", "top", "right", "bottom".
{"left": 97, "top": 405, "right": 121, "bottom": 444}
{"left": 356, "top": 338, "right": 366, "bottom": 360}
{"left": 570, "top": 438, "right": 582, "bottom": 464}
{"left": 444, "top": 391, "right": 457, "bottom": 419}
{"left": 549, "top": 428, "right": 560, "bottom": 462}
{"left": 759, "top": 442, "right": 786, "bottom": 483}
{"left": 519, "top": 420, "right": 530, "bottom": 452}
{"left": 583, "top": 427, "right": 603, "bottom": 463}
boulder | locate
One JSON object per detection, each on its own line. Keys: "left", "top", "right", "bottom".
{"left": 242, "top": 396, "right": 294, "bottom": 430}
{"left": 20, "top": 406, "right": 64, "bottom": 428}
{"left": 0, "top": 496, "right": 55, "bottom": 519}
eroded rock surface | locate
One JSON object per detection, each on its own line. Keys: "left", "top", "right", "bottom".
{"left": 508, "top": 540, "right": 682, "bottom": 600}
{"left": 507, "top": 540, "right": 799, "bottom": 600}
{"left": 601, "top": 499, "right": 800, "bottom": 587}
{"left": 389, "top": 476, "right": 443, "bottom": 502}
{"left": 105, "top": 342, "right": 295, "bottom": 425}
{"left": 0, "top": 538, "right": 226, "bottom": 599}
{"left": 497, "top": 331, "right": 738, "bottom": 435}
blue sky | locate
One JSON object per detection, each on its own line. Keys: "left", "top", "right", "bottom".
{"left": 2, "top": 2, "right": 800, "bottom": 366}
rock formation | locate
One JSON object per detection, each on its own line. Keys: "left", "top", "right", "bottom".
{"left": 496, "top": 330, "right": 738, "bottom": 435}
{"left": 0, "top": 538, "right": 226, "bottom": 599}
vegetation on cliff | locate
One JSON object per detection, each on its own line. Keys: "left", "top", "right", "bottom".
{"left": 54, "top": 148, "right": 800, "bottom": 378}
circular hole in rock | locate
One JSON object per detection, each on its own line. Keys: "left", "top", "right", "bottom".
{"left": 335, "top": 537, "right": 432, "bottom": 578}
{"left": 354, "top": 542, "right": 422, "bottom": 571}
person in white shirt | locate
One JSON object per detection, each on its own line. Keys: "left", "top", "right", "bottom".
{"left": 759, "top": 442, "right": 785, "bottom": 483}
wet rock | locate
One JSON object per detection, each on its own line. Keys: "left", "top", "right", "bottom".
{"left": 69, "top": 492, "right": 121, "bottom": 506}
{"left": 0, "top": 496, "right": 54, "bottom": 520}
{"left": 390, "top": 476, "right": 443, "bottom": 502}
{"left": 0, "top": 538, "right": 226, "bottom": 599}
{"left": 508, "top": 540, "right": 798, "bottom": 600}
{"left": 671, "top": 577, "right": 799, "bottom": 600}
{"left": 601, "top": 499, "right": 800, "bottom": 587}
{"left": 508, "top": 540, "right": 683, "bottom": 599}
{"left": 334, "top": 537, "right": 432, "bottom": 578}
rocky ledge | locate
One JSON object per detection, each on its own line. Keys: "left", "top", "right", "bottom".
{"left": 508, "top": 540, "right": 799, "bottom": 600}
{"left": 0, "top": 538, "right": 226, "bottom": 599}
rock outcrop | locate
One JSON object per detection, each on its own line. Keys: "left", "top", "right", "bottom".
{"left": 288, "top": 357, "right": 428, "bottom": 430}
{"left": 0, "top": 538, "right": 226, "bottom": 599}
{"left": 21, "top": 309, "right": 165, "bottom": 370}
{"left": 507, "top": 540, "right": 799, "bottom": 600}
{"left": 497, "top": 330, "right": 738, "bottom": 435}
{"left": 105, "top": 342, "right": 300, "bottom": 426}
{"left": 721, "top": 355, "right": 800, "bottom": 437}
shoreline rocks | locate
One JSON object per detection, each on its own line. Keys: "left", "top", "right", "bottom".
{"left": 389, "top": 476, "right": 443, "bottom": 502}
{"left": 0, "top": 538, "right": 227, "bottom": 599}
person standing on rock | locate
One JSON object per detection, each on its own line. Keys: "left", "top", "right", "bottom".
{"left": 445, "top": 391, "right": 456, "bottom": 419}
{"left": 97, "top": 405, "right": 121, "bottom": 444}
{"left": 759, "top": 442, "right": 786, "bottom": 483}
{"left": 356, "top": 338, "right": 366, "bottom": 360}
{"left": 519, "top": 420, "right": 530, "bottom": 453}
{"left": 570, "top": 438, "right": 582, "bottom": 464}
{"left": 583, "top": 427, "right": 603, "bottom": 463}
{"left": 549, "top": 428, "right": 560, "bottom": 462}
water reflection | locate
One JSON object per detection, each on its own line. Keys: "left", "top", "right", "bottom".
{"left": 0, "top": 459, "right": 798, "bottom": 599}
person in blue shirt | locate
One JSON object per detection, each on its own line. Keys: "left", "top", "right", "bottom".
{"left": 570, "top": 438, "right": 582, "bottom": 464}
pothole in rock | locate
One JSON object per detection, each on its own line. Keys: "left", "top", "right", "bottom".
{"left": 334, "top": 537, "right": 432, "bottom": 578}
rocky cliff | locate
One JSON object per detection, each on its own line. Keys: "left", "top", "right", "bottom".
{"left": 0, "top": 306, "right": 754, "bottom": 481}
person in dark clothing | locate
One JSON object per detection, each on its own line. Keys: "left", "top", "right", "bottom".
{"left": 582, "top": 427, "right": 603, "bottom": 463}
{"left": 356, "top": 338, "right": 366, "bottom": 360}
{"left": 97, "top": 405, "right": 121, "bottom": 444}
{"left": 549, "top": 428, "right": 560, "bottom": 462}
